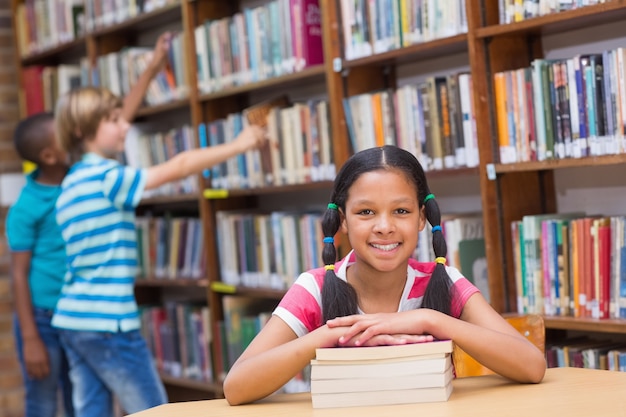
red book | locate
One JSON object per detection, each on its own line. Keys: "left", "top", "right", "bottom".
{"left": 291, "top": 0, "right": 323, "bottom": 71}
{"left": 598, "top": 220, "right": 611, "bottom": 319}
{"left": 22, "top": 66, "right": 45, "bottom": 116}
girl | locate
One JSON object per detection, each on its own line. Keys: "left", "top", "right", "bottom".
{"left": 223, "top": 145, "right": 546, "bottom": 405}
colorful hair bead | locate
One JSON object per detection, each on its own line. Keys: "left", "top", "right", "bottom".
{"left": 324, "top": 264, "right": 335, "bottom": 271}
{"left": 327, "top": 203, "right": 338, "bottom": 210}
{"left": 431, "top": 225, "right": 442, "bottom": 233}
{"left": 435, "top": 257, "right": 446, "bottom": 265}
{"left": 323, "top": 237, "right": 334, "bottom": 244}
{"left": 423, "top": 194, "right": 435, "bottom": 203}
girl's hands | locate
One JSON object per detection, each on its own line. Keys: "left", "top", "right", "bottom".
{"left": 327, "top": 311, "right": 435, "bottom": 347}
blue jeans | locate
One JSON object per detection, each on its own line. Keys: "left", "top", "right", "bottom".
{"left": 58, "top": 329, "right": 167, "bottom": 417}
{"left": 13, "top": 309, "right": 74, "bottom": 417}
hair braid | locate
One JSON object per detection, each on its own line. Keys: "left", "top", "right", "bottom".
{"left": 320, "top": 204, "right": 358, "bottom": 323}
{"left": 421, "top": 194, "right": 453, "bottom": 316}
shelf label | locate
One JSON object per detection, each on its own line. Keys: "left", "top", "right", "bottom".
{"left": 333, "top": 57, "right": 342, "bottom": 73}
{"left": 486, "top": 164, "right": 496, "bottom": 180}
{"left": 211, "top": 282, "right": 237, "bottom": 294}
{"left": 203, "top": 189, "right": 229, "bottom": 199}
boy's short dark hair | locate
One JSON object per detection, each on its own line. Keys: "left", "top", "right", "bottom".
{"left": 13, "top": 112, "right": 55, "bottom": 164}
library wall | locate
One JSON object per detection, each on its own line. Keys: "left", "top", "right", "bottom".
{"left": 0, "top": 0, "right": 24, "bottom": 416}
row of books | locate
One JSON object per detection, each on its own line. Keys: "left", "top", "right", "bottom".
{"left": 495, "top": 48, "right": 626, "bottom": 164}
{"left": 215, "top": 211, "right": 324, "bottom": 290}
{"left": 415, "top": 214, "right": 489, "bottom": 300}
{"left": 14, "top": 0, "right": 84, "bottom": 57}
{"left": 499, "top": 0, "right": 609, "bottom": 25}
{"left": 20, "top": 38, "right": 187, "bottom": 117}
{"left": 217, "top": 296, "right": 309, "bottom": 393}
{"left": 340, "top": 0, "right": 468, "bottom": 61}
{"left": 135, "top": 216, "right": 205, "bottom": 280}
{"left": 343, "top": 73, "right": 479, "bottom": 171}
{"left": 140, "top": 303, "right": 213, "bottom": 382}
{"left": 21, "top": 63, "right": 87, "bottom": 116}
{"left": 194, "top": 0, "right": 323, "bottom": 94}
{"left": 83, "top": 0, "right": 178, "bottom": 32}
{"left": 215, "top": 208, "right": 486, "bottom": 294}
{"left": 511, "top": 213, "right": 626, "bottom": 319}
{"left": 546, "top": 337, "right": 626, "bottom": 372}
{"left": 124, "top": 125, "right": 199, "bottom": 199}
{"left": 94, "top": 36, "right": 188, "bottom": 107}
{"left": 311, "top": 340, "right": 454, "bottom": 408}
{"left": 200, "top": 99, "right": 335, "bottom": 190}
{"left": 14, "top": 0, "right": 177, "bottom": 58}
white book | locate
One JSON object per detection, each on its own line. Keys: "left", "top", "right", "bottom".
{"left": 315, "top": 339, "right": 453, "bottom": 361}
{"left": 311, "top": 365, "right": 453, "bottom": 394}
{"left": 311, "top": 354, "right": 451, "bottom": 380}
{"left": 311, "top": 382, "right": 453, "bottom": 409}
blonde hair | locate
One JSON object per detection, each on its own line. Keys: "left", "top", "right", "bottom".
{"left": 55, "top": 87, "right": 123, "bottom": 162}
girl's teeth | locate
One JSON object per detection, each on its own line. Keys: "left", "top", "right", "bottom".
{"left": 372, "top": 243, "right": 398, "bottom": 251}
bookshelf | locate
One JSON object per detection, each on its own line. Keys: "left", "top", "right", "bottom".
{"left": 11, "top": 0, "right": 626, "bottom": 404}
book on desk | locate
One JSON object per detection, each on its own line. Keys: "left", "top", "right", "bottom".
{"left": 310, "top": 339, "right": 454, "bottom": 408}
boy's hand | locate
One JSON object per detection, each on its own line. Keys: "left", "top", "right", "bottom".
{"left": 234, "top": 125, "right": 268, "bottom": 153}
{"left": 23, "top": 336, "right": 50, "bottom": 379}
{"left": 149, "top": 31, "right": 173, "bottom": 75}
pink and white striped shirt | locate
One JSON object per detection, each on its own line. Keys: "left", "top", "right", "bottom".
{"left": 274, "top": 251, "right": 480, "bottom": 337}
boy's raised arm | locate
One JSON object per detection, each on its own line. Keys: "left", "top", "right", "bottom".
{"left": 144, "top": 125, "right": 266, "bottom": 191}
{"left": 121, "top": 31, "right": 172, "bottom": 122}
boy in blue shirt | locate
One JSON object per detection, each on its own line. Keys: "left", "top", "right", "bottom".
{"left": 7, "top": 31, "right": 176, "bottom": 417}
{"left": 6, "top": 112, "right": 74, "bottom": 417}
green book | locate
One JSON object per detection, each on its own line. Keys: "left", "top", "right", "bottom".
{"left": 458, "top": 238, "right": 489, "bottom": 302}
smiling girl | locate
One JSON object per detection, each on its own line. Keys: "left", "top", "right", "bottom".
{"left": 223, "top": 145, "right": 545, "bottom": 405}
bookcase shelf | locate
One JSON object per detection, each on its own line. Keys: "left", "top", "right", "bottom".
{"left": 135, "top": 98, "right": 191, "bottom": 118}
{"left": 426, "top": 167, "right": 480, "bottom": 180}
{"left": 210, "top": 282, "right": 285, "bottom": 301}
{"left": 139, "top": 192, "right": 200, "bottom": 207}
{"left": 204, "top": 181, "right": 334, "bottom": 199}
{"left": 197, "top": 64, "right": 327, "bottom": 102}
{"left": 543, "top": 317, "right": 626, "bottom": 335}
{"left": 135, "top": 279, "right": 208, "bottom": 288}
{"left": 475, "top": 1, "right": 626, "bottom": 38}
{"left": 159, "top": 373, "right": 223, "bottom": 394}
{"left": 494, "top": 155, "right": 626, "bottom": 174}
{"left": 342, "top": 34, "right": 468, "bottom": 69}
{"left": 20, "top": 38, "right": 86, "bottom": 66}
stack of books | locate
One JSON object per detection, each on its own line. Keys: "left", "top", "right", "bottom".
{"left": 310, "top": 339, "right": 454, "bottom": 409}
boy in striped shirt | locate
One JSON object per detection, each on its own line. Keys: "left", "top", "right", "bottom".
{"left": 52, "top": 86, "right": 266, "bottom": 417}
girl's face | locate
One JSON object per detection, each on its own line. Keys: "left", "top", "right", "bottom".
{"left": 87, "top": 108, "right": 129, "bottom": 158}
{"left": 341, "top": 169, "right": 426, "bottom": 275}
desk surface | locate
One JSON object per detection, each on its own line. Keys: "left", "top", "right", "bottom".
{"left": 130, "top": 368, "right": 626, "bottom": 417}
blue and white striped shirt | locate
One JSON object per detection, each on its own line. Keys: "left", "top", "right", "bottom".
{"left": 52, "top": 153, "right": 147, "bottom": 332}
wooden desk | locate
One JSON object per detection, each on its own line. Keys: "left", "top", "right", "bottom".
{"left": 130, "top": 368, "right": 626, "bottom": 416}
